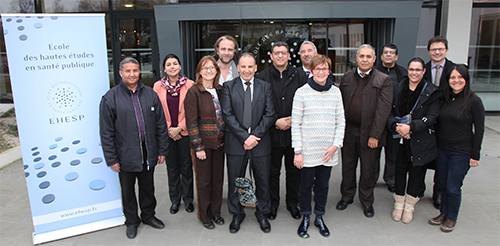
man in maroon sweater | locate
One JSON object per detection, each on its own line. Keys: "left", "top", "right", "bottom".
{"left": 336, "top": 44, "right": 393, "bottom": 218}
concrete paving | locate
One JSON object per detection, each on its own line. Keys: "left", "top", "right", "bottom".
{"left": 1, "top": 117, "right": 499, "bottom": 246}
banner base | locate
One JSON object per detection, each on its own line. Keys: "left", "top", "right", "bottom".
{"left": 32, "top": 216, "right": 124, "bottom": 245}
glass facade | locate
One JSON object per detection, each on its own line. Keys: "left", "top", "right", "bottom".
{"left": 193, "top": 20, "right": 364, "bottom": 84}
{"left": 468, "top": 6, "right": 499, "bottom": 92}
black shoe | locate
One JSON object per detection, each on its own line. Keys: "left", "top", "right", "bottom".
{"left": 212, "top": 216, "right": 225, "bottom": 225}
{"left": 126, "top": 225, "right": 138, "bottom": 239}
{"left": 266, "top": 207, "right": 277, "bottom": 220}
{"left": 288, "top": 206, "right": 301, "bottom": 220}
{"left": 314, "top": 215, "right": 330, "bottom": 237}
{"left": 297, "top": 215, "right": 310, "bottom": 238}
{"left": 185, "top": 203, "right": 194, "bottom": 213}
{"left": 255, "top": 212, "right": 271, "bottom": 233}
{"left": 387, "top": 184, "right": 395, "bottom": 193}
{"left": 336, "top": 200, "right": 353, "bottom": 211}
{"left": 363, "top": 206, "right": 375, "bottom": 218}
{"left": 170, "top": 203, "right": 180, "bottom": 214}
{"left": 144, "top": 217, "right": 165, "bottom": 229}
{"left": 229, "top": 214, "right": 245, "bottom": 233}
{"left": 203, "top": 221, "right": 215, "bottom": 229}
{"left": 433, "top": 194, "right": 442, "bottom": 210}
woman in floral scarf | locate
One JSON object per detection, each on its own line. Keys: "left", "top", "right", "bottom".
{"left": 153, "top": 54, "right": 195, "bottom": 215}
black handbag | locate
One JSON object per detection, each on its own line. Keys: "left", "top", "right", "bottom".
{"left": 392, "top": 83, "right": 427, "bottom": 139}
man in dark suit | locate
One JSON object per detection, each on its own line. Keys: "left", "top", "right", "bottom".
{"left": 221, "top": 52, "right": 276, "bottom": 234}
{"left": 423, "top": 36, "right": 456, "bottom": 209}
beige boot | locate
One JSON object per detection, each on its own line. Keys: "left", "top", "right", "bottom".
{"left": 392, "top": 194, "right": 405, "bottom": 222}
{"left": 402, "top": 195, "right": 420, "bottom": 224}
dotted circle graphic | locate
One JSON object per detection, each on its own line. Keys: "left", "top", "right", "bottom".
{"left": 39, "top": 181, "right": 50, "bottom": 189}
{"left": 65, "top": 172, "right": 78, "bottom": 181}
{"left": 34, "top": 163, "right": 44, "bottom": 170}
{"left": 76, "top": 148, "right": 87, "bottom": 154}
{"left": 91, "top": 157, "right": 103, "bottom": 164}
{"left": 37, "top": 171, "right": 47, "bottom": 178}
{"left": 89, "top": 179, "right": 106, "bottom": 190}
{"left": 51, "top": 161, "right": 61, "bottom": 168}
{"left": 49, "top": 144, "right": 57, "bottom": 149}
{"left": 61, "top": 147, "right": 69, "bottom": 152}
{"left": 70, "top": 159, "right": 81, "bottom": 166}
{"left": 42, "top": 194, "right": 55, "bottom": 204}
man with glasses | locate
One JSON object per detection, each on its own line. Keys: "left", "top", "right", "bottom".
{"left": 336, "top": 44, "right": 393, "bottom": 218}
{"left": 423, "top": 36, "right": 455, "bottom": 209}
{"left": 256, "top": 41, "right": 308, "bottom": 221}
{"left": 374, "top": 43, "right": 408, "bottom": 193}
{"left": 214, "top": 35, "right": 240, "bottom": 85}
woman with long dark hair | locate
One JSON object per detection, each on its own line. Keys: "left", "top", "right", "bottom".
{"left": 153, "top": 54, "right": 195, "bottom": 214}
{"left": 387, "top": 57, "right": 441, "bottom": 224}
{"left": 429, "top": 64, "right": 485, "bottom": 232}
{"left": 185, "top": 56, "right": 225, "bottom": 229}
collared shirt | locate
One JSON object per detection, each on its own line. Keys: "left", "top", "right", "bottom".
{"left": 302, "top": 67, "right": 313, "bottom": 78}
{"left": 357, "top": 67, "right": 372, "bottom": 78}
{"left": 241, "top": 77, "right": 254, "bottom": 133}
{"left": 241, "top": 77, "right": 254, "bottom": 101}
{"left": 218, "top": 60, "right": 235, "bottom": 85}
{"left": 431, "top": 60, "right": 446, "bottom": 85}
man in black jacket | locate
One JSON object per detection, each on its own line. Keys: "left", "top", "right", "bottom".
{"left": 256, "top": 41, "right": 308, "bottom": 220}
{"left": 374, "top": 43, "right": 408, "bottom": 193}
{"left": 423, "top": 36, "right": 456, "bottom": 209}
{"left": 100, "top": 57, "right": 169, "bottom": 239}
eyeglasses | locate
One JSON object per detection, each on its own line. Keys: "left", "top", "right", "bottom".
{"left": 272, "top": 51, "right": 289, "bottom": 56}
{"left": 201, "top": 66, "right": 216, "bottom": 71}
{"left": 408, "top": 68, "right": 424, "bottom": 72}
{"left": 383, "top": 50, "right": 395, "bottom": 55}
{"left": 429, "top": 48, "right": 446, "bottom": 52}
{"left": 313, "top": 67, "right": 329, "bottom": 73}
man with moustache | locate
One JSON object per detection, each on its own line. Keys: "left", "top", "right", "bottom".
{"left": 374, "top": 43, "right": 408, "bottom": 193}
{"left": 100, "top": 57, "right": 169, "bottom": 239}
{"left": 214, "top": 35, "right": 240, "bottom": 85}
{"left": 221, "top": 52, "right": 276, "bottom": 233}
{"left": 423, "top": 36, "right": 456, "bottom": 209}
{"left": 299, "top": 40, "right": 318, "bottom": 78}
{"left": 336, "top": 44, "right": 393, "bottom": 218}
{"left": 256, "top": 41, "right": 308, "bottom": 220}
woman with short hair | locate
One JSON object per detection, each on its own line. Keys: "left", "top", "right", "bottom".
{"left": 292, "top": 54, "right": 345, "bottom": 238}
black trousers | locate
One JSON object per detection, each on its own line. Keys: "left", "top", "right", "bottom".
{"left": 340, "top": 124, "right": 380, "bottom": 206}
{"left": 226, "top": 152, "right": 271, "bottom": 216}
{"left": 394, "top": 144, "right": 426, "bottom": 197}
{"left": 166, "top": 136, "right": 194, "bottom": 205}
{"left": 118, "top": 146, "right": 157, "bottom": 226}
{"left": 269, "top": 146, "right": 300, "bottom": 210}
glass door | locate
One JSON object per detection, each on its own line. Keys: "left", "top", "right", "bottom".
{"left": 112, "top": 11, "right": 159, "bottom": 87}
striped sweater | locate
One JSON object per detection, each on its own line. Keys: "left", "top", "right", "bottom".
{"left": 291, "top": 83, "right": 345, "bottom": 167}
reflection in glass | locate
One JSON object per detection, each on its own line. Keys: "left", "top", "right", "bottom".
{"left": 469, "top": 7, "right": 499, "bottom": 92}
{"left": 113, "top": 0, "right": 174, "bottom": 11}
{"left": 42, "top": 0, "right": 109, "bottom": 13}
{"left": 119, "top": 19, "right": 154, "bottom": 87}
{"left": 241, "top": 21, "right": 282, "bottom": 71}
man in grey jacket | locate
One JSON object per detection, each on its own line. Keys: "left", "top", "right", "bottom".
{"left": 100, "top": 57, "right": 169, "bottom": 239}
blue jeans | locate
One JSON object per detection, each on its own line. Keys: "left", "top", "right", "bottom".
{"left": 436, "top": 148, "right": 471, "bottom": 221}
{"left": 299, "top": 165, "right": 332, "bottom": 215}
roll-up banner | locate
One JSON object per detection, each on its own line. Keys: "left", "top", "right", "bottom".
{"left": 1, "top": 13, "right": 124, "bottom": 244}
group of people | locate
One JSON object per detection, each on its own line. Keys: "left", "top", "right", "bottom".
{"left": 99, "top": 35, "right": 485, "bottom": 239}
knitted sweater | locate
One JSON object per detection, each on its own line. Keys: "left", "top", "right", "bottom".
{"left": 291, "top": 83, "right": 345, "bottom": 167}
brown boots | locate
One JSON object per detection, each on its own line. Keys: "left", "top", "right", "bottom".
{"left": 392, "top": 194, "right": 420, "bottom": 224}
